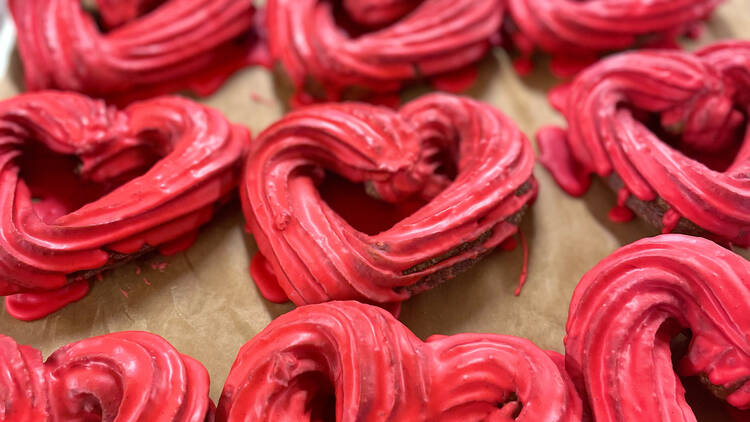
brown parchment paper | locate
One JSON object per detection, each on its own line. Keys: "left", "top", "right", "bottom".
{"left": 0, "top": 1, "right": 748, "bottom": 419}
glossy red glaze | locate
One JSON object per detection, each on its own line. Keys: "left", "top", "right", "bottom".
{"left": 241, "top": 93, "right": 537, "bottom": 308}
{"left": 565, "top": 234, "right": 750, "bottom": 421}
{"left": 217, "top": 301, "right": 583, "bottom": 421}
{"left": 507, "top": 0, "right": 723, "bottom": 76}
{"left": 266, "top": 0, "right": 502, "bottom": 102}
{"left": 96, "top": 0, "right": 164, "bottom": 28}
{"left": 0, "top": 91, "right": 249, "bottom": 320}
{"left": 10, "top": 0, "right": 262, "bottom": 101}
{"left": 537, "top": 41, "right": 750, "bottom": 247}
{"left": 0, "top": 331, "right": 211, "bottom": 421}
{"left": 342, "top": 0, "right": 420, "bottom": 27}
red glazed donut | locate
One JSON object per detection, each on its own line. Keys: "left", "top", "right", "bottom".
{"left": 0, "top": 91, "right": 249, "bottom": 320}
{"left": 565, "top": 234, "right": 750, "bottom": 421}
{"left": 537, "top": 41, "right": 750, "bottom": 247}
{"left": 240, "top": 93, "right": 537, "bottom": 311}
{"left": 217, "top": 301, "right": 583, "bottom": 421}
{"left": 0, "top": 331, "right": 211, "bottom": 421}
{"left": 506, "top": 0, "right": 724, "bottom": 76}
{"left": 266, "top": 0, "right": 503, "bottom": 103}
{"left": 9, "top": 0, "right": 260, "bottom": 101}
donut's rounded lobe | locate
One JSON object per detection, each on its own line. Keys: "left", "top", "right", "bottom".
{"left": 0, "top": 332, "right": 212, "bottom": 421}
{"left": 565, "top": 234, "right": 750, "bottom": 421}
{"left": 217, "top": 301, "right": 582, "bottom": 421}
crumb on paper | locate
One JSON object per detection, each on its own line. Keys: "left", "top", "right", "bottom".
{"left": 96, "top": 272, "right": 103, "bottom": 281}
{"left": 143, "top": 277, "right": 151, "bottom": 286}
{"left": 250, "top": 92, "right": 274, "bottom": 106}
{"left": 151, "top": 261, "right": 168, "bottom": 272}
{"left": 135, "top": 266, "right": 142, "bottom": 275}
{"left": 120, "top": 289, "right": 129, "bottom": 298}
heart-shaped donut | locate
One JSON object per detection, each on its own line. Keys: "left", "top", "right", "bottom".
{"left": 565, "top": 234, "right": 750, "bottom": 421}
{"left": 217, "top": 301, "right": 583, "bottom": 421}
{"left": 266, "top": 0, "right": 504, "bottom": 103}
{"left": 0, "top": 331, "right": 211, "bottom": 421}
{"left": 506, "top": 0, "right": 723, "bottom": 76}
{"left": 10, "top": 0, "right": 259, "bottom": 101}
{"left": 537, "top": 41, "right": 750, "bottom": 247}
{"left": 0, "top": 91, "right": 249, "bottom": 320}
{"left": 240, "top": 93, "right": 537, "bottom": 311}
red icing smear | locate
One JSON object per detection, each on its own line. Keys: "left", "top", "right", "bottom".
{"left": 0, "top": 331, "right": 212, "bottom": 420}
{"left": 429, "top": 65, "right": 480, "bottom": 93}
{"left": 0, "top": 92, "right": 249, "bottom": 320}
{"left": 538, "top": 41, "right": 750, "bottom": 247}
{"left": 159, "top": 231, "right": 202, "bottom": 256}
{"left": 608, "top": 206, "right": 635, "bottom": 223}
{"left": 241, "top": 93, "right": 537, "bottom": 310}
{"left": 514, "top": 229, "right": 529, "bottom": 296}
{"left": 565, "top": 234, "right": 750, "bottom": 421}
{"left": 500, "top": 236, "right": 517, "bottom": 251}
{"left": 662, "top": 208, "right": 681, "bottom": 234}
{"left": 547, "top": 83, "right": 571, "bottom": 113}
{"left": 366, "top": 93, "right": 403, "bottom": 110}
{"left": 512, "top": 57, "right": 534, "bottom": 77}
{"left": 608, "top": 188, "right": 635, "bottom": 223}
{"left": 249, "top": 253, "right": 288, "bottom": 303}
{"left": 548, "top": 55, "right": 598, "bottom": 79}
{"left": 505, "top": 0, "right": 723, "bottom": 75}
{"left": 267, "top": 0, "right": 504, "bottom": 102}
{"left": 536, "top": 126, "right": 591, "bottom": 197}
{"left": 10, "top": 0, "right": 268, "bottom": 103}
{"left": 217, "top": 301, "right": 583, "bottom": 421}
{"left": 5, "top": 281, "right": 89, "bottom": 321}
